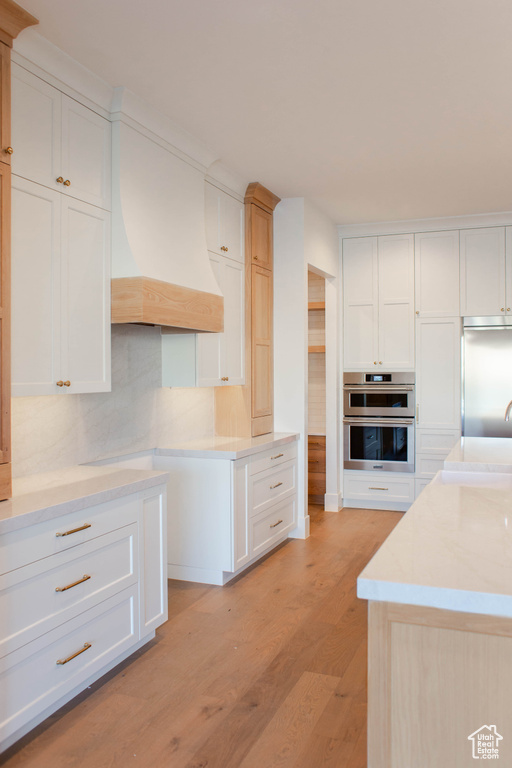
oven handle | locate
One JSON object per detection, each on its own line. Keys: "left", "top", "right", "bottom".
{"left": 343, "top": 418, "right": 415, "bottom": 426}
{"left": 343, "top": 385, "right": 414, "bottom": 392}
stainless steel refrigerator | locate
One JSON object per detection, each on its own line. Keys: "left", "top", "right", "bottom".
{"left": 463, "top": 317, "right": 512, "bottom": 437}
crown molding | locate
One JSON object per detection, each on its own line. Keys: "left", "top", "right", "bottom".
{"left": 338, "top": 210, "right": 512, "bottom": 239}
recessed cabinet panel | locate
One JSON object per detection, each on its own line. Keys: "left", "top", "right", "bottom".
{"left": 378, "top": 234, "right": 414, "bottom": 369}
{"left": 345, "top": 304, "right": 377, "bottom": 368}
{"left": 221, "top": 192, "right": 244, "bottom": 263}
{"left": 62, "top": 199, "right": 111, "bottom": 393}
{"left": 61, "top": 96, "right": 111, "bottom": 210}
{"left": 11, "top": 177, "right": 61, "bottom": 396}
{"left": 0, "top": 44, "right": 11, "bottom": 164}
{"left": 11, "top": 64, "right": 61, "bottom": 189}
{"left": 379, "top": 302, "right": 413, "bottom": 369}
{"left": 416, "top": 317, "right": 461, "bottom": 430}
{"left": 223, "top": 257, "right": 244, "bottom": 383}
{"left": 252, "top": 265, "right": 272, "bottom": 418}
{"left": 197, "top": 255, "right": 222, "bottom": 385}
{"left": 343, "top": 237, "right": 379, "bottom": 369}
{"left": 415, "top": 230, "right": 460, "bottom": 316}
{"left": 460, "top": 227, "right": 506, "bottom": 316}
{"left": 251, "top": 205, "right": 272, "bottom": 269}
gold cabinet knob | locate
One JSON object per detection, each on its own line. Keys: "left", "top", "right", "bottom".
{"left": 379, "top": 361, "right": 383, "bottom": 365}
{"left": 56, "top": 380, "right": 64, "bottom": 387}
{"left": 4, "top": 146, "right": 13, "bottom": 155}
{"left": 373, "top": 361, "right": 377, "bottom": 365}
{"left": 63, "top": 380, "right": 71, "bottom": 387}
{"left": 220, "top": 245, "right": 228, "bottom": 252}
{"left": 63, "top": 179, "right": 71, "bottom": 187}
{"left": 501, "top": 308, "right": 505, "bottom": 312}
{"left": 56, "top": 177, "right": 64, "bottom": 184}
{"left": 221, "top": 376, "right": 229, "bottom": 381}
{"left": 416, "top": 310, "right": 419, "bottom": 315}
{"left": 254, "top": 255, "right": 258, "bottom": 260}
{"left": 508, "top": 308, "right": 511, "bottom": 312}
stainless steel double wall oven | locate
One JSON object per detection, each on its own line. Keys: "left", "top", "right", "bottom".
{"left": 343, "top": 372, "right": 415, "bottom": 472}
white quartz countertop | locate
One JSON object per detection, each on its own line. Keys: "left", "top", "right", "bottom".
{"left": 445, "top": 436, "right": 512, "bottom": 473}
{"left": 0, "top": 465, "right": 169, "bottom": 535}
{"left": 155, "top": 432, "right": 299, "bottom": 459}
{"left": 357, "top": 481, "right": 512, "bottom": 618}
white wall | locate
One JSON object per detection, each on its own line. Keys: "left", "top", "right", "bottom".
{"left": 12, "top": 325, "right": 215, "bottom": 477}
{"left": 274, "top": 197, "right": 340, "bottom": 534}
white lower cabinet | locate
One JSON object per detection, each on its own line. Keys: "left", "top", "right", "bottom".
{"left": 11, "top": 175, "right": 111, "bottom": 396}
{"left": 343, "top": 471, "right": 415, "bottom": 509}
{"left": 156, "top": 443, "right": 298, "bottom": 586}
{"left": 0, "top": 485, "right": 167, "bottom": 752}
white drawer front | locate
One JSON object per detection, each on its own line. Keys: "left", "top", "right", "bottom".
{"left": 0, "top": 525, "right": 138, "bottom": 658}
{"left": 344, "top": 473, "right": 414, "bottom": 503}
{"left": 0, "top": 588, "right": 138, "bottom": 743}
{"left": 249, "top": 442, "right": 297, "bottom": 476}
{"left": 416, "top": 430, "right": 460, "bottom": 455}
{"left": 416, "top": 455, "right": 447, "bottom": 479}
{"left": 0, "top": 495, "right": 140, "bottom": 574}
{"left": 251, "top": 497, "right": 296, "bottom": 557}
{"left": 250, "top": 460, "right": 296, "bottom": 517}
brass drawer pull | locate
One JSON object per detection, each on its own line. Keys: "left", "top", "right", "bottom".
{"left": 56, "top": 523, "right": 91, "bottom": 538}
{"left": 63, "top": 380, "right": 71, "bottom": 387}
{"left": 270, "top": 482, "right": 283, "bottom": 489}
{"left": 4, "top": 146, "right": 13, "bottom": 154}
{"left": 56, "top": 176, "right": 64, "bottom": 184}
{"left": 63, "top": 179, "right": 71, "bottom": 186}
{"left": 270, "top": 519, "right": 283, "bottom": 529}
{"left": 369, "top": 486, "right": 388, "bottom": 491}
{"left": 55, "top": 574, "right": 91, "bottom": 593}
{"left": 270, "top": 453, "right": 284, "bottom": 460}
{"left": 220, "top": 245, "right": 228, "bottom": 252}
{"left": 56, "top": 642, "right": 92, "bottom": 666}
{"left": 56, "top": 380, "right": 64, "bottom": 387}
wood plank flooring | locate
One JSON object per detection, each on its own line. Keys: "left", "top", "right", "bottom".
{"left": 2, "top": 505, "right": 401, "bottom": 768}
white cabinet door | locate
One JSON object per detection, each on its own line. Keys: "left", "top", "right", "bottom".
{"left": 11, "top": 64, "right": 111, "bottom": 211}
{"left": 414, "top": 230, "right": 460, "bottom": 316}
{"left": 460, "top": 227, "right": 506, "bottom": 316}
{"left": 204, "top": 182, "right": 244, "bottom": 263}
{"left": 11, "top": 177, "right": 61, "bottom": 396}
{"left": 416, "top": 317, "right": 461, "bottom": 430}
{"left": 140, "top": 490, "right": 168, "bottom": 636}
{"left": 343, "top": 237, "right": 378, "bottom": 369}
{"left": 233, "top": 459, "right": 250, "bottom": 571}
{"left": 378, "top": 234, "right": 414, "bottom": 369}
{"left": 61, "top": 95, "right": 111, "bottom": 210}
{"left": 61, "top": 198, "right": 111, "bottom": 393}
{"left": 11, "top": 64, "right": 61, "bottom": 192}
{"left": 197, "top": 254, "right": 223, "bottom": 386}
{"left": 222, "top": 256, "right": 245, "bottom": 384}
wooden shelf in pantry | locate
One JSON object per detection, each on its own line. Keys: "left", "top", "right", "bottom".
{"left": 308, "top": 302, "right": 325, "bottom": 310}
{"left": 308, "top": 345, "right": 326, "bottom": 354}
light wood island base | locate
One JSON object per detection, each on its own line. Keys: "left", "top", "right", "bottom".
{"left": 368, "top": 601, "right": 512, "bottom": 767}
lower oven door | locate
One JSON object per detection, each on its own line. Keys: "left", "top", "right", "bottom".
{"left": 343, "top": 418, "right": 415, "bottom": 473}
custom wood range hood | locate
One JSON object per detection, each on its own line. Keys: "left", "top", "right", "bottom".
{"left": 110, "top": 88, "right": 223, "bottom": 333}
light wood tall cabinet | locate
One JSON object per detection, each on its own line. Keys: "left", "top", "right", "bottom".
{"left": 10, "top": 59, "right": 112, "bottom": 397}
{"left": 215, "top": 182, "right": 280, "bottom": 438}
{"left": 0, "top": 1, "right": 38, "bottom": 499}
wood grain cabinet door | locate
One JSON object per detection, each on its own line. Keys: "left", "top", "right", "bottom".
{"left": 250, "top": 204, "right": 273, "bottom": 270}
{"left": 251, "top": 264, "right": 273, "bottom": 419}
{"left": 0, "top": 43, "right": 11, "bottom": 165}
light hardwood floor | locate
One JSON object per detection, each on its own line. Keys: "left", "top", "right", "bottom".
{"left": 2, "top": 505, "right": 401, "bottom": 768}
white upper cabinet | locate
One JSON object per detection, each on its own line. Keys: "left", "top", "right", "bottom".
{"left": 343, "top": 234, "right": 414, "bottom": 370}
{"left": 11, "top": 176, "right": 111, "bottom": 396}
{"left": 415, "top": 317, "right": 461, "bottom": 431}
{"left": 205, "top": 181, "right": 244, "bottom": 263}
{"left": 11, "top": 64, "right": 111, "bottom": 210}
{"left": 460, "top": 227, "right": 506, "bottom": 316}
{"left": 414, "top": 230, "right": 460, "bottom": 316}
{"left": 343, "top": 237, "right": 378, "bottom": 369}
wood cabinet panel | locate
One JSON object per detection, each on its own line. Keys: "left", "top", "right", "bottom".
{"left": 251, "top": 204, "right": 273, "bottom": 269}
{"left": 251, "top": 265, "right": 272, "bottom": 419}
{"left": 0, "top": 43, "right": 10, "bottom": 164}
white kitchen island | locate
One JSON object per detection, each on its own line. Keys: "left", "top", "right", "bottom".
{"left": 358, "top": 455, "right": 512, "bottom": 768}
{"left": 444, "top": 435, "right": 512, "bottom": 472}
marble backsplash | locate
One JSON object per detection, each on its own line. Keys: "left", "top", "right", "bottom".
{"left": 11, "top": 325, "right": 215, "bottom": 478}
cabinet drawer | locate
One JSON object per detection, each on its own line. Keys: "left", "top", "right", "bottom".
{"left": 416, "top": 430, "right": 460, "bottom": 454}
{"left": 250, "top": 460, "right": 296, "bottom": 517}
{"left": 0, "top": 588, "right": 138, "bottom": 743}
{"left": 344, "top": 473, "right": 414, "bottom": 503}
{"left": 416, "top": 455, "right": 446, "bottom": 479}
{"left": 0, "top": 495, "right": 139, "bottom": 574}
{"left": 251, "top": 497, "right": 296, "bottom": 558}
{"left": 0, "top": 525, "right": 138, "bottom": 659}
{"left": 249, "top": 442, "right": 297, "bottom": 476}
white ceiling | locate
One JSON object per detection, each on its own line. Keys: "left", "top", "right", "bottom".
{"left": 16, "top": 0, "right": 512, "bottom": 224}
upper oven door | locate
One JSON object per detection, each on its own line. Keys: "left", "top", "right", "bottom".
{"left": 343, "top": 385, "right": 415, "bottom": 418}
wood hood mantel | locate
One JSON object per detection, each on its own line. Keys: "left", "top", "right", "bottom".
{"left": 111, "top": 276, "right": 223, "bottom": 332}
